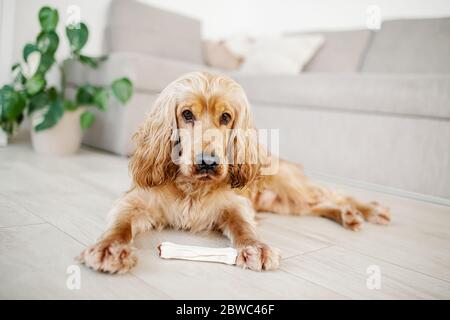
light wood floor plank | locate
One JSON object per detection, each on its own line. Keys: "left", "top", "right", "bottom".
{"left": 0, "top": 224, "right": 169, "bottom": 299}
{"left": 132, "top": 230, "right": 344, "bottom": 299}
{"left": 0, "top": 192, "right": 43, "bottom": 228}
{"left": 266, "top": 181, "right": 450, "bottom": 282}
{"left": 1, "top": 140, "right": 449, "bottom": 299}
{"left": 281, "top": 246, "right": 450, "bottom": 299}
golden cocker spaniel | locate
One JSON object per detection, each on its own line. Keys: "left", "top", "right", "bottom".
{"left": 79, "top": 72, "right": 391, "bottom": 273}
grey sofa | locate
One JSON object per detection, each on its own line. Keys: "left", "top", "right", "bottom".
{"left": 65, "top": 0, "right": 450, "bottom": 199}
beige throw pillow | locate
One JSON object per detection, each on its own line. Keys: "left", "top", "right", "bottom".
{"left": 202, "top": 40, "right": 243, "bottom": 70}
{"left": 224, "top": 35, "right": 324, "bottom": 74}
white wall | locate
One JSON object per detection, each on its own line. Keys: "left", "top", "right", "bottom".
{"left": 142, "top": 0, "right": 450, "bottom": 38}
{"left": 1, "top": 0, "right": 450, "bottom": 83}
{"left": 0, "top": 0, "right": 16, "bottom": 85}
{"left": 1, "top": 0, "right": 111, "bottom": 84}
{"left": 11, "top": 0, "right": 110, "bottom": 61}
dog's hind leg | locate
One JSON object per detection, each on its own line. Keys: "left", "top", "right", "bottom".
{"left": 344, "top": 197, "right": 391, "bottom": 225}
{"left": 254, "top": 159, "right": 391, "bottom": 230}
{"left": 307, "top": 202, "right": 365, "bottom": 231}
{"left": 253, "top": 159, "right": 312, "bottom": 215}
{"left": 306, "top": 195, "right": 391, "bottom": 230}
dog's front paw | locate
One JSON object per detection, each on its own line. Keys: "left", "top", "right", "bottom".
{"left": 236, "top": 242, "right": 281, "bottom": 271}
{"left": 78, "top": 240, "right": 137, "bottom": 274}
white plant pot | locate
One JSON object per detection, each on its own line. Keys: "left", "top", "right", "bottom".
{"left": 31, "top": 107, "right": 86, "bottom": 156}
{"left": 0, "top": 128, "right": 8, "bottom": 147}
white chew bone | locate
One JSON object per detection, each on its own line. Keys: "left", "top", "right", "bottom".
{"left": 158, "top": 242, "right": 238, "bottom": 265}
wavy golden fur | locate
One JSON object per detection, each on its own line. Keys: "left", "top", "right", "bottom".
{"left": 79, "top": 72, "right": 391, "bottom": 274}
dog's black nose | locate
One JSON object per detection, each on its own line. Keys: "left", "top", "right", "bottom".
{"left": 195, "top": 153, "right": 219, "bottom": 172}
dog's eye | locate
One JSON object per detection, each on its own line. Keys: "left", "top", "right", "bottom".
{"left": 220, "top": 112, "right": 231, "bottom": 125}
{"left": 182, "top": 110, "right": 194, "bottom": 122}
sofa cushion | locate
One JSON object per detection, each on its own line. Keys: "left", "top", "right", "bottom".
{"left": 233, "top": 73, "right": 450, "bottom": 119}
{"left": 64, "top": 52, "right": 215, "bottom": 94}
{"left": 361, "top": 17, "right": 450, "bottom": 73}
{"left": 297, "top": 30, "right": 372, "bottom": 72}
{"left": 251, "top": 101, "right": 450, "bottom": 199}
{"left": 106, "top": 0, "right": 203, "bottom": 64}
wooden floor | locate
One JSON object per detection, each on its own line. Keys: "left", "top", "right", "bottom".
{"left": 1, "top": 138, "right": 449, "bottom": 299}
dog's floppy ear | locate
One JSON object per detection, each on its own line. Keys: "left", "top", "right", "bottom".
{"left": 129, "top": 89, "right": 178, "bottom": 189}
{"left": 229, "top": 92, "right": 261, "bottom": 189}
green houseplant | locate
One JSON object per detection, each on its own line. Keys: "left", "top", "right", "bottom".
{"left": 0, "top": 6, "right": 133, "bottom": 154}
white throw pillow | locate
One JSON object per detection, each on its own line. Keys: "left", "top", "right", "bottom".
{"left": 226, "top": 35, "right": 324, "bottom": 75}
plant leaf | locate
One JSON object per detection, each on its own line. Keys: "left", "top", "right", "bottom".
{"left": 76, "top": 84, "right": 96, "bottom": 105}
{"left": 28, "top": 87, "right": 57, "bottom": 114}
{"left": 37, "top": 53, "right": 55, "bottom": 74}
{"left": 47, "top": 87, "right": 58, "bottom": 100}
{"left": 80, "top": 110, "right": 95, "bottom": 131}
{"left": 36, "top": 31, "right": 59, "bottom": 54}
{"left": 14, "top": 72, "right": 27, "bottom": 86}
{"left": 23, "top": 43, "right": 39, "bottom": 62}
{"left": 39, "top": 7, "right": 59, "bottom": 32}
{"left": 66, "top": 23, "right": 88, "bottom": 53}
{"left": 63, "top": 100, "right": 77, "bottom": 111}
{"left": 111, "top": 78, "right": 133, "bottom": 104}
{"left": 34, "top": 99, "right": 64, "bottom": 131}
{"left": 0, "top": 86, "right": 26, "bottom": 121}
{"left": 28, "top": 91, "right": 49, "bottom": 114}
{"left": 25, "top": 74, "right": 46, "bottom": 96}
{"left": 11, "top": 64, "right": 26, "bottom": 86}
{"left": 93, "top": 88, "right": 109, "bottom": 110}
{"left": 0, "top": 121, "right": 14, "bottom": 135}
{"left": 77, "top": 54, "right": 107, "bottom": 68}
{"left": 0, "top": 87, "right": 4, "bottom": 109}
{"left": 11, "top": 63, "right": 21, "bottom": 72}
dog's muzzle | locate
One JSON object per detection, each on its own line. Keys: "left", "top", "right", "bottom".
{"left": 195, "top": 153, "right": 219, "bottom": 174}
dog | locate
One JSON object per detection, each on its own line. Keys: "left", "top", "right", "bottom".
{"left": 79, "top": 72, "right": 391, "bottom": 273}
